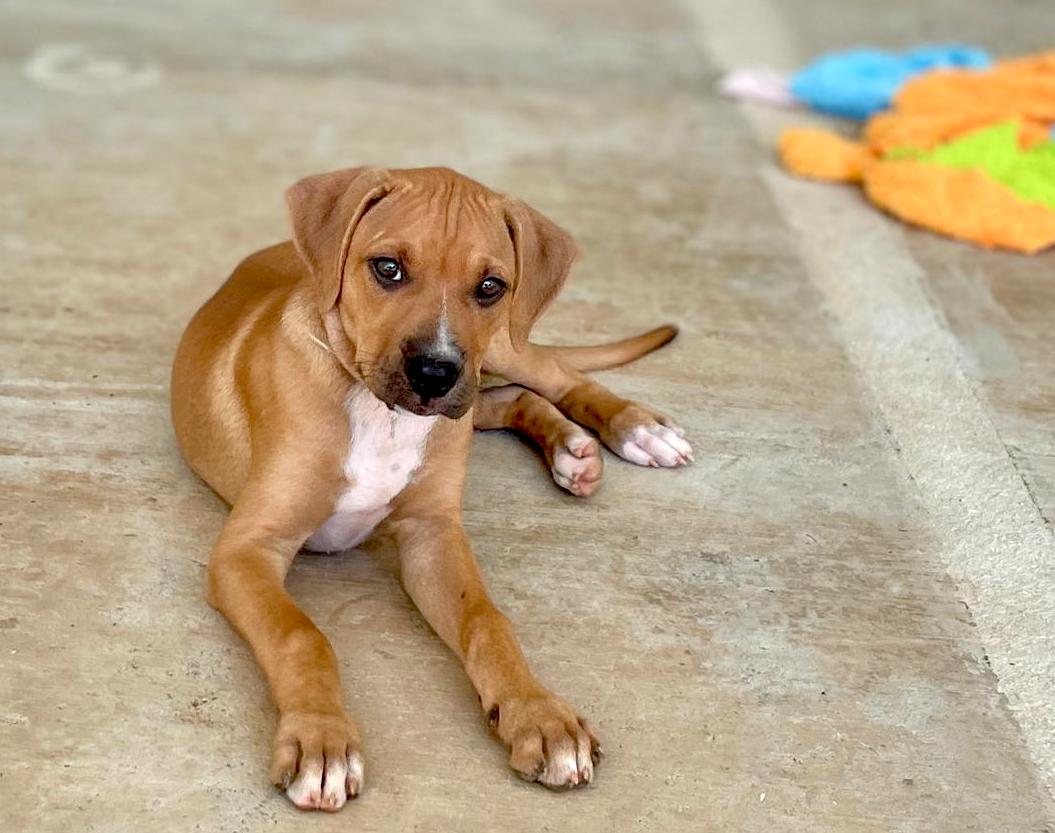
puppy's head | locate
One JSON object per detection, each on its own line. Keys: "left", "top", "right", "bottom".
{"left": 287, "top": 166, "right": 577, "bottom": 419}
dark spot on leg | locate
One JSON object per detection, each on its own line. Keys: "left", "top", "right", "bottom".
{"left": 488, "top": 705, "right": 500, "bottom": 729}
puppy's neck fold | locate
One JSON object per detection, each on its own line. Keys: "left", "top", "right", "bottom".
{"left": 321, "top": 307, "right": 361, "bottom": 382}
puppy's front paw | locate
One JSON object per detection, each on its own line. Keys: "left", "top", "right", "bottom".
{"left": 271, "top": 711, "right": 364, "bottom": 811}
{"left": 489, "top": 691, "right": 603, "bottom": 789}
{"left": 549, "top": 430, "right": 603, "bottom": 497}
{"left": 604, "top": 404, "right": 692, "bottom": 468}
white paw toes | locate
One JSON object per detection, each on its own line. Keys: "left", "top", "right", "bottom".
{"left": 285, "top": 760, "right": 324, "bottom": 810}
{"left": 619, "top": 422, "right": 693, "bottom": 468}
{"left": 321, "top": 756, "right": 347, "bottom": 810}
{"left": 539, "top": 739, "right": 590, "bottom": 788}
{"left": 551, "top": 432, "right": 603, "bottom": 496}
{"left": 272, "top": 711, "right": 363, "bottom": 812}
{"left": 501, "top": 695, "right": 602, "bottom": 790}
{"left": 285, "top": 749, "right": 362, "bottom": 811}
{"left": 345, "top": 750, "right": 364, "bottom": 798}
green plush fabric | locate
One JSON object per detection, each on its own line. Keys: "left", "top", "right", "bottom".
{"left": 888, "top": 121, "right": 1055, "bottom": 210}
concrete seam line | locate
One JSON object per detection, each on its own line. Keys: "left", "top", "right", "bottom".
{"left": 760, "top": 167, "right": 1055, "bottom": 799}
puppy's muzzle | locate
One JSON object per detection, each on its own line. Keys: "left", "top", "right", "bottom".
{"left": 404, "top": 351, "right": 463, "bottom": 401}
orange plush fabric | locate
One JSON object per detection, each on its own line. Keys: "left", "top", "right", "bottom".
{"left": 778, "top": 51, "right": 1055, "bottom": 253}
{"left": 777, "top": 128, "right": 870, "bottom": 181}
{"left": 867, "top": 54, "right": 1055, "bottom": 153}
{"left": 865, "top": 159, "right": 1055, "bottom": 253}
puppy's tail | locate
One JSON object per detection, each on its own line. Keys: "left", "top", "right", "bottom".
{"left": 538, "top": 324, "right": 678, "bottom": 371}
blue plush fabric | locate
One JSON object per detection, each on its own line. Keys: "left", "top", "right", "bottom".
{"left": 790, "top": 45, "right": 992, "bottom": 120}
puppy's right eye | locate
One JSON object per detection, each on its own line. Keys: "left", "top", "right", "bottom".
{"left": 371, "top": 257, "right": 404, "bottom": 288}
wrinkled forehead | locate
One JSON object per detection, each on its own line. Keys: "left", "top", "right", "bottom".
{"left": 352, "top": 173, "right": 515, "bottom": 274}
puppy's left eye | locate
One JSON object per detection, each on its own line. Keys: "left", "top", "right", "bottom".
{"left": 371, "top": 257, "right": 404, "bottom": 288}
{"left": 475, "top": 276, "right": 507, "bottom": 306}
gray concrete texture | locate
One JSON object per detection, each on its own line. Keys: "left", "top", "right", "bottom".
{"left": 2, "top": 1, "right": 1054, "bottom": 831}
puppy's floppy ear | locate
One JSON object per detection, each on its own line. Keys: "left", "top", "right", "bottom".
{"left": 286, "top": 166, "right": 391, "bottom": 313}
{"left": 504, "top": 199, "right": 579, "bottom": 351}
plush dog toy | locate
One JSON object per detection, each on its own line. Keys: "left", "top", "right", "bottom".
{"left": 779, "top": 51, "right": 1055, "bottom": 253}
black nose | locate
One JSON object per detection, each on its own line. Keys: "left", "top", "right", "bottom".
{"left": 405, "top": 353, "right": 463, "bottom": 400}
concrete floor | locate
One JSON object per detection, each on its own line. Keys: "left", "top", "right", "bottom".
{"left": 2, "top": 1, "right": 1054, "bottom": 831}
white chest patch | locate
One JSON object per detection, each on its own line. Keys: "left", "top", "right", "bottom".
{"left": 306, "top": 387, "right": 438, "bottom": 553}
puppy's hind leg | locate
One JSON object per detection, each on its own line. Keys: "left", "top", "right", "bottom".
{"left": 474, "top": 385, "right": 603, "bottom": 497}
{"left": 485, "top": 334, "right": 694, "bottom": 469}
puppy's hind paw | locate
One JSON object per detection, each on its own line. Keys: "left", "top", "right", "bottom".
{"left": 550, "top": 431, "right": 603, "bottom": 497}
{"left": 606, "top": 405, "right": 693, "bottom": 468}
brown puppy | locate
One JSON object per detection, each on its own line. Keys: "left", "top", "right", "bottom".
{"left": 171, "top": 166, "right": 691, "bottom": 811}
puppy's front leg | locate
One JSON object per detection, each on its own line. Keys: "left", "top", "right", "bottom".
{"left": 390, "top": 513, "right": 602, "bottom": 788}
{"left": 207, "top": 476, "right": 363, "bottom": 811}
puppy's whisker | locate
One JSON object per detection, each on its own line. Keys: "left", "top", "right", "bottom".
{"left": 306, "top": 332, "right": 333, "bottom": 354}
